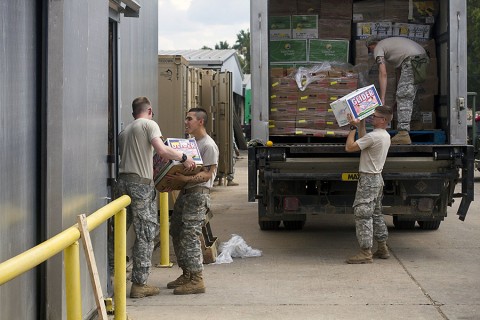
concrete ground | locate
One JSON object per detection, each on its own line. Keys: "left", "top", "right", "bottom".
{"left": 123, "top": 150, "right": 480, "bottom": 320}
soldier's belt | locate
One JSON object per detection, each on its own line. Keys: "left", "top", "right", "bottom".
{"left": 182, "top": 186, "right": 210, "bottom": 195}
{"left": 119, "top": 173, "right": 153, "bottom": 186}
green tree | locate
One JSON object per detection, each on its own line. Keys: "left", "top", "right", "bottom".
{"left": 233, "top": 29, "right": 250, "bottom": 74}
{"left": 468, "top": 0, "right": 480, "bottom": 95}
{"left": 215, "top": 41, "right": 231, "bottom": 49}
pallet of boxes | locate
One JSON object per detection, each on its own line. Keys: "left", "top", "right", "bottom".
{"left": 267, "top": 0, "right": 439, "bottom": 139}
{"left": 269, "top": 1, "right": 358, "bottom": 139}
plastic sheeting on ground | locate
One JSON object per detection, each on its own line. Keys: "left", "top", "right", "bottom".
{"left": 214, "top": 234, "right": 262, "bottom": 264}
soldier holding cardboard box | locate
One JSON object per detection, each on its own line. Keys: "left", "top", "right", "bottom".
{"left": 366, "top": 36, "right": 429, "bottom": 144}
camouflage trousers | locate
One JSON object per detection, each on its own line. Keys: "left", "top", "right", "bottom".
{"left": 170, "top": 191, "right": 210, "bottom": 273}
{"left": 396, "top": 57, "right": 419, "bottom": 131}
{"left": 112, "top": 178, "right": 158, "bottom": 285}
{"left": 353, "top": 173, "right": 388, "bottom": 249}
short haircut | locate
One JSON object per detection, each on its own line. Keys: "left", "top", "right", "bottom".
{"left": 188, "top": 107, "right": 209, "bottom": 126}
{"left": 365, "top": 35, "right": 382, "bottom": 47}
{"left": 132, "top": 96, "right": 151, "bottom": 116}
{"left": 376, "top": 105, "right": 393, "bottom": 122}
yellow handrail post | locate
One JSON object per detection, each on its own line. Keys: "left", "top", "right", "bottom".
{"left": 114, "top": 208, "right": 127, "bottom": 320}
{"left": 65, "top": 241, "right": 82, "bottom": 320}
{"left": 159, "top": 192, "right": 173, "bottom": 267}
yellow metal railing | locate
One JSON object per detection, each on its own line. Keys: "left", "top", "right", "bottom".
{"left": 0, "top": 195, "right": 131, "bottom": 320}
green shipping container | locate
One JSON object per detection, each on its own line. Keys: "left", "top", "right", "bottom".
{"left": 269, "top": 40, "right": 307, "bottom": 63}
{"left": 308, "top": 39, "right": 349, "bottom": 63}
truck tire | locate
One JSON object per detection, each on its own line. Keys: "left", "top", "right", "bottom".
{"left": 283, "top": 220, "right": 305, "bottom": 230}
{"left": 259, "top": 220, "right": 281, "bottom": 230}
{"left": 393, "top": 216, "right": 416, "bottom": 230}
{"left": 417, "top": 220, "right": 441, "bottom": 230}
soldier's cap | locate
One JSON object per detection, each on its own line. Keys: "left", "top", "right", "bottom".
{"left": 365, "top": 35, "right": 382, "bottom": 47}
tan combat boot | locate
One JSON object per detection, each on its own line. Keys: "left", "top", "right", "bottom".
{"left": 227, "top": 180, "right": 239, "bottom": 186}
{"left": 373, "top": 241, "right": 390, "bottom": 259}
{"left": 173, "top": 271, "right": 206, "bottom": 295}
{"left": 130, "top": 283, "right": 160, "bottom": 298}
{"left": 167, "top": 270, "right": 191, "bottom": 289}
{"left": 391, "top": 130, "right": 412, "bottom": 145}
{"left": 346, "top": 248, "right": 373, "bottom": 264}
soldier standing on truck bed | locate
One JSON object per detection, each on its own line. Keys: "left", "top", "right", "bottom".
{"left": 366, "top": 36, "right": 429, "bottom": 145}
{"left": 344, "top": 105, "right": 393, "bottom": 264}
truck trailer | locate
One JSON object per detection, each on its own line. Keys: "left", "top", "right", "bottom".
{"left": 248, "top": 0, "right": 474, "bottom": 231}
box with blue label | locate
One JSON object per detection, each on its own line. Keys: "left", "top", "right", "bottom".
{"left": 329, "top": 84, "right": 382, "bottom": 127}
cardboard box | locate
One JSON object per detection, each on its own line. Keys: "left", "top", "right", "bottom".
{"left": 384, "top": 0, "right": 409, "bottom": 22}
{"left": 329, "top": 85, "right": 382, "bottom": 127}
{"left": 269, "top": 40, "right": 308, "bottom": 63}
{"left": 154, "top": 138, "right": 203, "bottom": 192}
{"left": 319, "top": 0, "right": 353, "bottom": 20}
{"left": 318, "top": 19, "right": 351, "bottom": 40}
{"left": 270, "top": 65, "right": 296, "bottom": 77}
{"left": 392, "top": 23, "right": 432, "bottom": 40}
{"left": 292, "top": 15, "right": 319, "bottom": 39}
{"left": 269, "top": 0, "right": 297, "bottom": 15}
{"left": 355, "top": 22, "right": 392, "bottom": 39}
{"left": 270, "top": 77, "right": 298, "bottom": 93}
{"left": 308, "top": 39, "right": 349, "bottom": 63}
{"left": 412, "top": 0, "right": 438, "bottom": 24}
{"left": 353, "top": 0, "right": 385, "bottom": 22}
{"left": 270, "top": 16, "right": 292, "bottom": 40}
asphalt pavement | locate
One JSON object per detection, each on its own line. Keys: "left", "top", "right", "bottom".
{"left": 122, "top": 150, "right": 480, "bottom": 320}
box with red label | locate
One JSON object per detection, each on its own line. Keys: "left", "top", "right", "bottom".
{"left": 269, "top": 120, "right": 296, "bottom": 135}
{"left": 329, "top": 84, "right": 382, "bottom": 127}
{"left": 271, "top": 77, "right": 298, "bottom": 93}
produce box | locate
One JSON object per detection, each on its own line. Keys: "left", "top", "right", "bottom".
{"left": 329, "top": 84, "right": 382, "bottom": 127}
{"left": 291, "top": 15, "right": 318, "bottom": 39}
{"left": 269, "top": 40, "right": 308, "bottom": 63}
{"left": 269, "top": 16, "right": 292, "bottom": 40}
{"left": 355, "top": 22, "right": 392, "bottom": 39}
{"left": 308, "top": 39, "right": 349, "bottom": 63}
{"left": 392, "top": 23, "right": 432, "bottom": 40}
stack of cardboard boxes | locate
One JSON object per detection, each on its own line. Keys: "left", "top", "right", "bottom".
{"left": 268, "top": 0, "right": 439, "bottom": 137}
{"left": 268, "top": 0, "right": 354, "bottom": 137}
{"left": 352, "top": 0, "right": 439, "bottom": 130}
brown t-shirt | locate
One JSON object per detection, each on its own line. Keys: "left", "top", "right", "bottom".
{"left": 118, "top": 118, "right": 162, "bottom": 179}
{"left": 374, "top": 37, "right": 426, "bottom": 68}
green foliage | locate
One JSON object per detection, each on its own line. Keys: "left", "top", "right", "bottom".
{"left": 233, "top": 29, "right": 251, "bottom": 74}
{"left": 468, "top": 0, "right": 480, "bottom": 94}
{"left": 215, "top": 41, "right": 231, "bottom": 49}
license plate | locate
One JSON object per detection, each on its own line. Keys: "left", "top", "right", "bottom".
{"left": 342, "top": 173, "right": 359, "bottom": 181}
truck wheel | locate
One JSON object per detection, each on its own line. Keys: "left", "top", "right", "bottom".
{"left": 259, "top": 220, "right": 281, "bottom": 230}
{"left": 393, "top": 216, "right": 416, "bottom": 230}
{"left": 417, "top": 220, "right": 441, "bottom": 230}
{"left": 283, "top": 220, "right": 305, "bottom": 230}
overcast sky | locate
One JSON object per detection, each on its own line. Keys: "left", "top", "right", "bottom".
{"left": 158, "top": 0, "right": 250, "bottom": 50}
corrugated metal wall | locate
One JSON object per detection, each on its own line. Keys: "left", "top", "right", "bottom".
{"left": 0, "top": 1, "right": 39, "bottom": 319}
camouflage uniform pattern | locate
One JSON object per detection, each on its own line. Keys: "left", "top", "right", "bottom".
{"left": 113, "top": 178, "right": 158, "bottom": 285}
{"left": 396, "top": 57, "right": 418, "bottom": 131}
{"left": 170, "top": 192, "right": 210, "bottom": 273}
{"left": 353, "top": 174, "right": 388, "bottom": 249}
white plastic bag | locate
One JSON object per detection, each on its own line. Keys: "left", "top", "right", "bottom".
{"left": 214, "top": 234, "right": 262, "bottom": 264}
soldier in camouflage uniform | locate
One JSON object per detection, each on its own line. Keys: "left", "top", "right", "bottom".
{"left": 114, "top": 96, "right": 195, "bottom": 299}
{"left": 345, "top": 105, "right": 393, "bottom": 264}
{"left": 366, "top": 36, "right": 429, "bottom": 145}
{"left": 165, "top": 108, "right": 219, "bottom": 295}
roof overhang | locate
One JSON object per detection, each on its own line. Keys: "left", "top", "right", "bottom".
{"left": 109, "top": 0, "right": 141, "bottom": 17}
